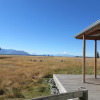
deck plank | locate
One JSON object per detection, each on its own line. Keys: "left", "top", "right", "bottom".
{"left": 53, "top": 74, "right": 100, "bottom": 100}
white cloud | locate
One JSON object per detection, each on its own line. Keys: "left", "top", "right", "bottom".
{"left": 63, "top": 52, "right": 67, "bottom": 54}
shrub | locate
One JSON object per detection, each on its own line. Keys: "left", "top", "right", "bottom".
{"left": 38, "top": 86, "right": 46, "bottom": 92}
{"left": 37, "top": 78, "right": 43, "bottom": 83}
{"left": 0, "top": 87, "right": 4, "bottom": 95}
{"left": 97, "top": 51, "right": 99, "bottom": 58}
{"left": 43, "top": 73, "right": 53, "bottom": 78}
{"left": 12, "top": 87, "right": 24, "bottom": 98}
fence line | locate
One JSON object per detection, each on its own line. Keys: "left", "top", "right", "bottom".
{"left": 27, "top": 87, "right": 88, "bottom": 100}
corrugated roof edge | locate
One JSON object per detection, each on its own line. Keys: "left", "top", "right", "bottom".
{"left": 74, "top": 19, "right": 100, "bottom": 38}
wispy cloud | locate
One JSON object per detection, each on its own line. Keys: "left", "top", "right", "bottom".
{"left": 63, "top": 52, "right": 67, "bottom": 54}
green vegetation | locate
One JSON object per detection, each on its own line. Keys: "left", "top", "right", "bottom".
{"left": 0, "top": 78, "right": 50, "bottom": 100}
{"left": 12, "top": 88, "right": 24, "bottom": 98}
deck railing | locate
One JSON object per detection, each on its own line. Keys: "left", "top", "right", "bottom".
{"left": 27, "top": 87, "right": 88, "bottom": 100}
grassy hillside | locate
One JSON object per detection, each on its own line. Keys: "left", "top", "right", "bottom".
{"left": 0, "top": 55, "right": 100, "bottom": 99}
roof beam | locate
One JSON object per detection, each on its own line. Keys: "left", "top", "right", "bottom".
{"left": 96, "top": 35, "right": 100, "bottom": 40}
{"left": 78, "top": 36, "right": 97, "bottom": 40}
{"left": 77, "top": 35, "right": 100, "bottom": 40}
{"left": 86, "top": 29, "right": 100, "bottom": 36}
{"left": 85, "top": 36, "right": 97, "bottom": 40}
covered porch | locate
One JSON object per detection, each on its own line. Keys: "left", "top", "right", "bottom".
{"left": 74, "top": 19, "right": 100, "bottom": 83}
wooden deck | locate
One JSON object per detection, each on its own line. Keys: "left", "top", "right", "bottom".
{"left": 53, "top": 74, "right": 100, "bottom": 100}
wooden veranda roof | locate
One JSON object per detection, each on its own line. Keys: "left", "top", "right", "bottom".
{"left": 74, "top": 19, "right": 100, "bottom": 83}
{"left": 74, "top": 19, "right": 100, "bottom": 40}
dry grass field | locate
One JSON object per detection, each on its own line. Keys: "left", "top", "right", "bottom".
{"left": 0, "top": 55, "right": 100, "bottom": 100}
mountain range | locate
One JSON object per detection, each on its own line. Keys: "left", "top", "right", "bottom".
{"left": 0, "top": 48, "right": 75, "bottom": 57}
{"left": 32, "top": 53, "right": 74, "bottom": 57}
{"left": 0, "top": 48, "right": 30, "bottom": 55}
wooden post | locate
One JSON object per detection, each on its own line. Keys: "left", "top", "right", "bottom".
{"left": 83, "top": 35, "right": 85, "bottom": 83}
{"left": 94, "top": 40, "right": 97, "bottom": 78}
{"left": 78, "top": 87, "right": 88, "bottom": 100}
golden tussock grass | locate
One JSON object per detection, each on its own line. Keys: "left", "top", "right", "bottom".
{"left": 0, "top": 55, "right": 100, "bottom": 99}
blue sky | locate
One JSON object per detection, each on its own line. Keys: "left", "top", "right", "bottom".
{"left": 0, "top": 0, "right": 100, "bottom": 56}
